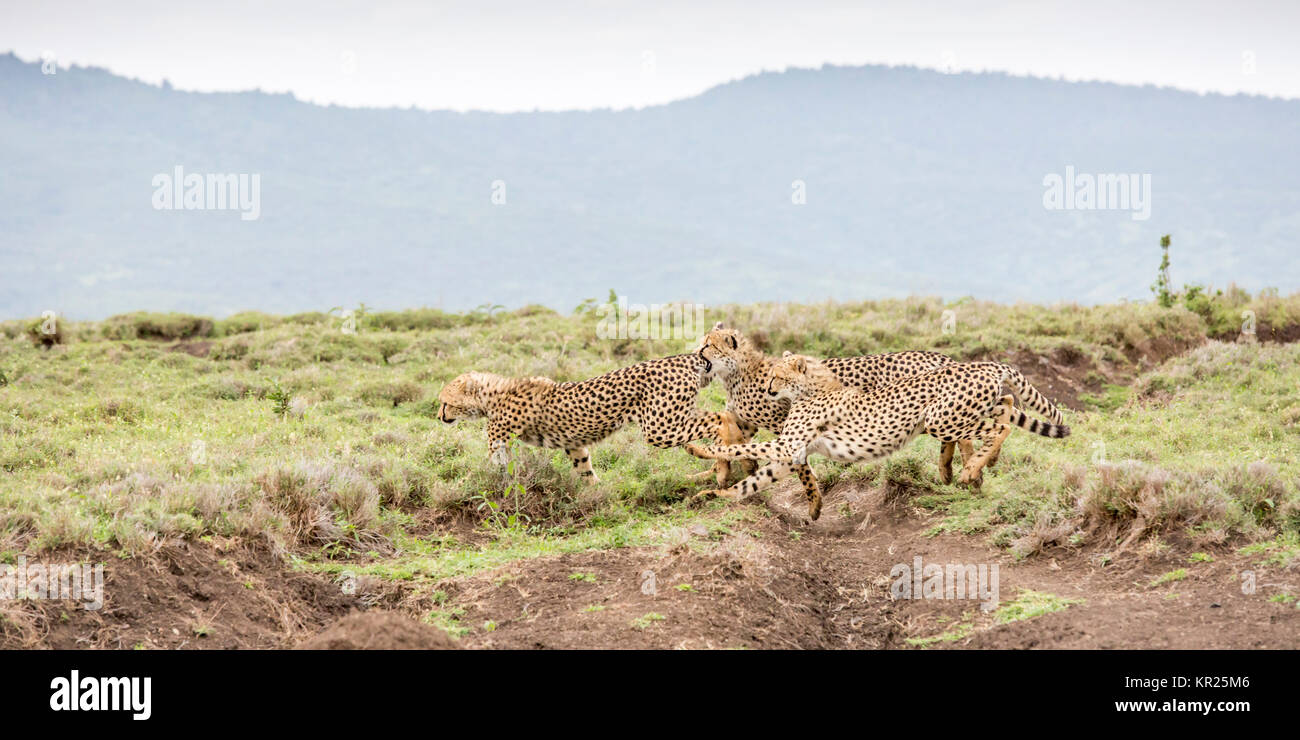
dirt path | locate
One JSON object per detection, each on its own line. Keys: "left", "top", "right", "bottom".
{"left": 446, "top": 480, "right": 1300, "bottom": 649}
{"left": 6, "top": 479, "right": 1295, "bottom": 650}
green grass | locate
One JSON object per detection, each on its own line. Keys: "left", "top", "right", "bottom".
{"left": 1, "top": 294, "right": 1297, "bottom": 613}
{"left": 423, "top": 607, "right": 470, "bottom": 637}
{"left": 1237, "top": 533, "right": 1300, "bottom": 567}
{"left": 1079, "top": 384, "right": 1132, "bottom": 413}
{"left": 1150, "top": 569, "right": 1188, "bottom": 587}
{"left": 994, "top": 589, "right": 1083, "bottom": 624}
{"left": 903, "top": 590, "right": 1084, "bottom": 648}
{"left": 905, "top": 621, "right": 974, "bottom": 647}
{"left": 630, "top": 612, "right": 666, "bottom": 630}
{"left": 921, "top": 340, "right": 1300, "bottom": 557}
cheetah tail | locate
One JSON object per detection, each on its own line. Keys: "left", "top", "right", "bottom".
{"left": 1000, "top": 365, "right": 1065, "bottom": 425}
{"left": 1008, "top": 408, "right": 1070, "bottom": 438}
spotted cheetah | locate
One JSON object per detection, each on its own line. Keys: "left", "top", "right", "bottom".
{"left": 687, "top": 353, "right": 1069, "bottom": 520}
{"left": 438, "top": 354, "right": 743, "bottom": 484}
{"left": 696, "top": 324, "right": 980, "bottom": 483}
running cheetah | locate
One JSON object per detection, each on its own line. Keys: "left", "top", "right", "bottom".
{"left": 687, "top": 353, "right": 1070, "bottom": 520}
{"left": 438, "top": 354, "right": 743, "bottom": 484}
{"left": 696, "top": 324, "right": 987, "bottom": 483}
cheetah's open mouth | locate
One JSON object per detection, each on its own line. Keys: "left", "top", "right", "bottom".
{"left": 696, "top": 347, "right": 712, "bottom": 374}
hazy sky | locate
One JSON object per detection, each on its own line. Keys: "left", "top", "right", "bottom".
{"left": 4, "top": 0, "right": 1298, "bottom": 111}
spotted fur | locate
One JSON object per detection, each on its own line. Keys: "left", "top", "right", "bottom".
{"left": 697, "top": 324, "right": 978, "bottom": 483}
{"left": 687, "top": 354, "right": 1069, "bottom": 520}
{"left": 438, "top": 354, "right": 743, "bottom": 484}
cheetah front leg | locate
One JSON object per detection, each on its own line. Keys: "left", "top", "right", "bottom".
{"left": 565, "top": 447, "right": 598, "bottom": 483}
{"left": 728, "top": 423, "right": 760, "bottom": 478}
{"left": 641, "top": 409, "right": 743, "bottom": 488}
{"left": 686, "top": 414, "right": 750, "bottom": 487}
{"left": 712, "top": 419, "right": 759, "bottom": 484}
{"left": 794, "top": 463, "right": 823, "bottom": 520}
{"left": 938, "top": 439, "right": 976, "bottom": 484}
{"left": 685, "top": 437, "right": 806, "bottom": 464}
{"left": 939, "top": 441, "right": 957, "bottom": 485}
{"left": 486, "top": 420, "right": 521, "bottom": 466}
{"left": 941, "top": 439, "right": 977, "bottom": 483}
{"left": 694, "top": 462, "right": 822, "bottom": 520}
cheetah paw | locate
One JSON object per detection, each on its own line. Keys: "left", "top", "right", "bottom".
{"left": 687, "top": 466, "right": 719, "bottom": 481}
{"left": 693, "top": 489, "right": 740, "bottom": 504}
{"left": 684, "top": 443, "right": 713, "bottom": 460}
{"left": 690, "top": 489, "right": 720, "bottom": 505}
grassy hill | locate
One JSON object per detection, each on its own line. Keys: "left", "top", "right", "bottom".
{"left": 2, "top": 291, "right": 1299, "bottom": 647}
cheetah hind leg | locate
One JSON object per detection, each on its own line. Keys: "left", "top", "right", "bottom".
{"left": 957, "top": 399, "right": 1015, "bottom": 488}
{"left": 981, "top": 395, "right": 1016, "bottom": 469}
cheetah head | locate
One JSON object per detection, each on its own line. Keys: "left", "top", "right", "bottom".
{"left": 766, "top": 352, "right": 833, "bottom": 401}
{"left": 437, "top": 372, "right": 489, "bottom": 423}
{"left": 696, "top": 322, "right": 747, "bottom": 386}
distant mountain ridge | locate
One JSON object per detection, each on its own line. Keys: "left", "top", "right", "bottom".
{"left": 1, "top": 52, "right": 1297, "bottom": 319}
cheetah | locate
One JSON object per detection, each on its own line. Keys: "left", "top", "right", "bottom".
{"left": 696, "top": 324, "right": 999, "bottom": 484}
{"left": 438, "top": 353, "right": 743, "bottom": 484}
{"left": 686, "top": 353, "right": 1069, "bottom": 520}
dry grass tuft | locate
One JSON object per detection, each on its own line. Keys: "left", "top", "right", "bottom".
{"left": 257, "top": 463, "right": 392, "bottom": 555}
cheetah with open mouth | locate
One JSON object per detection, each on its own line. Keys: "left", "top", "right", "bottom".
{"left": 694, "top": 323, "right": 1055, "bottom": 485}
{"left": 687, "top": 352, "right": 1069, "bottom": 520}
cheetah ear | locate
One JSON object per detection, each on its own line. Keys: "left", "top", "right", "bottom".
{"left": 712, "top": 322, "right": 726, "bottom": 331}
{"left": 793, "top": 356, "right": 807, "bottom": 373}
{"left": 782, "top": 350, "right": 794, "bottom": 358}
{"left": 459, "top": 374, "right": 480, "bottom": 395}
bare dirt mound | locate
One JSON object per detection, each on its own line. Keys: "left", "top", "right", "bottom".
{"left": 973, "top": 346, "right": 1115, "bottom": 412}
{"left": 10, "top": 479, "right": 1295, "bottom": 650}
{"left": 1211, "top": 322, "right": 1300, "bottom": 345}
{"left": 297, "top": 612, "right": 458, "bottom": 649}
{"left": 442, "top": 481, "right": 1299, "bottom": 649}
{"left": 950, "top": 545, "right": 1300, "bottom": 649}
{"left": 446, "top": 484, "right": 944, "bottom": 649}
{"left": 1, "top": 541, "right": 354, "bottom": 649}
{"left": 1007, "top": 347, "right": 1093, "bottom": 411}
{"left": 981, "top": 335, "right": 1206, "bottom": 413}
